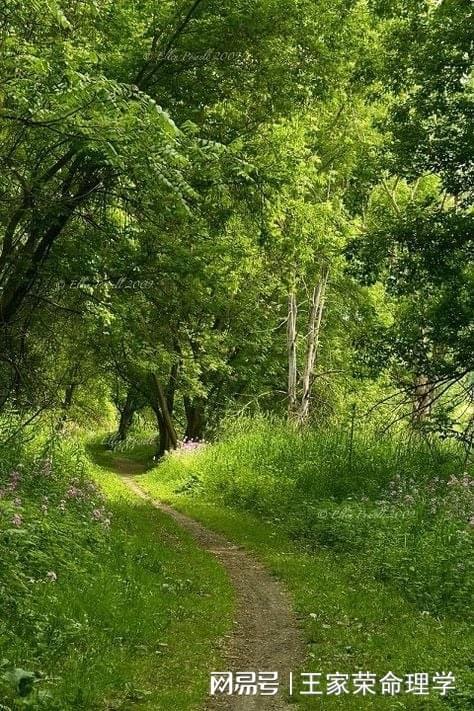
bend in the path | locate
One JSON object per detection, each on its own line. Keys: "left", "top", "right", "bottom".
{"left": 118, "top": 470, "right": 304, "bottom": 710}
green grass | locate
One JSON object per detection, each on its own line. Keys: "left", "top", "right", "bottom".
{"left": 135, "top": 418, "right": 473, "bottom": 710}
{"left": 86, "top": 447, "right": 234, "bottom": 710}
{"left": 150, "top": 417, "right": 473, "bottom": 619}
{"left": 98, "top": 441, "right": 156, "bottom": 469}
{"left": 6, "top": 419, "right": 468, "bottom": 709}
{"left": 0, "top": 436, "right": 234, "bottom": 710}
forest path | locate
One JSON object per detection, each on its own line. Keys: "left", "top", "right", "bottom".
{"left": 107, "top": 454, "right": 304, "bottom": 710}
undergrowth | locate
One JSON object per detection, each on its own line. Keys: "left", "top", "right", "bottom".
{"left": 0, "top": 431, "right": 232, "bottom": 709}
{"left": 153, "top": 416, "right": 473, "bottom": 619}
{"left": 138, "top": 416, "right": 473, "bottom": 708}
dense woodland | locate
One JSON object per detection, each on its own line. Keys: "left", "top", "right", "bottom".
{"left": 0, "top": 0, "right": 472, "bottom": 448}
{"left": 0, "top": 1, "right": 473, "bottom": 710}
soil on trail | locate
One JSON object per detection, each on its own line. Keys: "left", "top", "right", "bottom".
{"left": 107, "top": 454, "right": 304, "bottom": 710}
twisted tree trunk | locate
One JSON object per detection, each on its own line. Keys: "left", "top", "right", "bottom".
{"left": 147, "top": 372, "right": 178, "bottom": 457}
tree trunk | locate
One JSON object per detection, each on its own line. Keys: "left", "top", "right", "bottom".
{"left": 151, "top": 403, "right": 173, "bottom": 457}
{"left": 184, "top": 395, "right": 206, "bottom": 440}
{"left": 116, "top": 392, "right": 137, "bottom": 442}
{"left": 298, "top": 267, "right": 329, "bottom": 424}
{"left": 109, "top": 387, "right": 145, "bottom": 447}
{"left": 147, "top": 372, "right": 178, "bottom": 456}
{"left": 0, "top": 166, "right": 101, "bottom": 326}
{"left": 412, "top": 375, "right": 433, "bottom": 424}
{"left": 55, "top": 378, "right": 77, "bottom": 433}
{"left": 166, "top": 360, "right": 179, "bottom": 415}
{"left": 287, "top": 291, "right": 298, "bottom": 419}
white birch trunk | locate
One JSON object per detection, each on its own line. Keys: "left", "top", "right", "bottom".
{"left": 287, "top": 291, "right": 298, "bottom": 419}
{"left": 298, "top": 267, "right": 329, "bottom": 423}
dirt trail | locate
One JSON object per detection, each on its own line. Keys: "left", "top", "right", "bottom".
{"left": 111, "top": 457, "right": 304, "bottom": 710}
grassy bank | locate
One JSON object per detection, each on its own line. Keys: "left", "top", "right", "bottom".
{"left": 137, "top": 417, "right": 473, "bottom": 710}
{"left": 0, "top": 435, "right": 233, "bottom": 710}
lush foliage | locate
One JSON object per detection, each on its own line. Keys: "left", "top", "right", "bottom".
{"left": 139, "top": 417, "right": 474, "bottom": 708}
{"left": 2, "top": 1, "right": 471, "bottom": 447}
{"left": 0, "top": 1, "right": 472, "bottom": 708}
{"left": 0, "top": 433, "right": 231, "bottom": 709}
{"left": 151, "top": 417, "right": 473, "bottom": 619}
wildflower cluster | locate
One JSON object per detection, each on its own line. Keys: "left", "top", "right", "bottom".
{"left": 386, "top": 472, "right": 474, "bottom": 525}
{"left": 0, "top": 445, "right": 113, "bottom": 600}
{"left": 172, "top": 437, "right": 206, "bottom": 456}
{"left": 1, "top": 461, "right": 111, "bottom": 530}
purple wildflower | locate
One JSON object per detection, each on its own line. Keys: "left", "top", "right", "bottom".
{"left": 173, "top": 437, "right": 206, "bottom": 456}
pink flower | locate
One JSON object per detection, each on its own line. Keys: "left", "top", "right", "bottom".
{"left": 11, "top": 513, "right": 22, "bottom": 527}
{"left": 174, "top": 437, "right": 206, "bottom": 455}
{"left": 92, "top": 509, "right": 103, "bottom": 520}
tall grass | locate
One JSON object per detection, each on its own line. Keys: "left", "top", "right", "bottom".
{"left": 0, "top": 428, "right": 231, "bottom": 709}
{"left": 157, "top": 415, "right": 473, "bottom": 618}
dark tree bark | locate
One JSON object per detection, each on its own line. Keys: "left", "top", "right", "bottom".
{"left": 110, "top": 387, "right": 146, "bottom": 447}
{"left": 0, "top": 164, "right": 102, "bottom": 326}
{"left": 55, "top": 377, "right": 78, "bottom": 433}
{"left": 151, "top": 403, "right": 173, "bottom": 458}
{"left": 147, "top": 371, "right": 178, "bottom": 457}
{"left": 184, "top": 395, "right": 206, "bottom": 440}
{"left": 116, "top": 392, "right": 138, "bottom": 443}
{"left": 166, "top": 360, "right": 179, "bottom": 415}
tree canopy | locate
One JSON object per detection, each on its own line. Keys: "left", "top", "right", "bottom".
{"left": 0, "top": 0, "right": 472, "bottom": 450}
